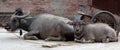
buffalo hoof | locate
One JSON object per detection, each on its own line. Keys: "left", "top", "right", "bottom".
{"left": 74, "top": 38, "right": 86, "bottom": 43}
{"left": 74, "top": 38, "right": 81, "bottom": 42}
{"left": 45, "top": 38, "right": 51, "bottom": 41}
{"left": 102, "top": 38, "right": 109, "bottom": 43}
{"left": 24, "top": 36, "right": 39, "bottom": 40}
{"left": 115, "top": 39, "right": 118, "bottom": 42}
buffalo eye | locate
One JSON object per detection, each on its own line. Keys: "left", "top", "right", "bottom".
{"left": 12, "top": 19, "right": 17, "bottom": 23}
{"left": 12, "top": 20, "right": 16, "bottom": 22}
{"left": 67, "top": 22, "right": 74, "bottom": 25}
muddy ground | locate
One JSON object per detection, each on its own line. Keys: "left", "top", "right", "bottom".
{"left": 0, "top": 28, "right": 120, "bottom": 50}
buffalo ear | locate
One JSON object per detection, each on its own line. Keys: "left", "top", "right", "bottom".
{"left": 20, "top": 19, "right": 27, "bottom": 23}
{"left": 67, "top": 22, "right": 74, "bottom": 25}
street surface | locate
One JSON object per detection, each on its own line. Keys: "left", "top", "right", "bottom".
{"left": 0, "top": 28, "right": 120, "bottom": 50}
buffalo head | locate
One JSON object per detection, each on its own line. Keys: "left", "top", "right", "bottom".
{"left": 5, "top": 8, "right": 30, "bottom": 32}
{"left": 68, "top": 20, "right": 86, "bottom": 40}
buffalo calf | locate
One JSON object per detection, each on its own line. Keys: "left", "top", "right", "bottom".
{"left": 69, "top": 20, "right": 118, "bottom": 43}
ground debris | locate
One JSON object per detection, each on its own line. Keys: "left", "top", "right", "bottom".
{"left": 42, "top": 43, "right": 71, "bottom": 48}
{"left": 42, "top": 44, "right": 59, "bottom": 48}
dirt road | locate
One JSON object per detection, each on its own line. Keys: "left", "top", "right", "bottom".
{"left": 0, "top": 28, "right": 120, "bottom": 50}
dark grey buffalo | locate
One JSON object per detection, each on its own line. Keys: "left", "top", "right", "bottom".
{"left": 5, "top": 9, "right": 74, "bottom": 41}
{"left": 69, "top": 19, "right": 118, "bottom": 43}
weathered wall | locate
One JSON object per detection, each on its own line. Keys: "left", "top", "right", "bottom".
{"left": 0, "top": 0, "right": 90, "bottom": 17}
{"left": 93, "top": 0, "right": 120, "bottom": 15}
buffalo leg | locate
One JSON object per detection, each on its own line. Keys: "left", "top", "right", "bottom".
{"left": 84, "top": 33, "right": 95, "bottom": 43}
{"left": 24, "top": 34, "right": 38, "bottom": 40}
{"left": 74, "top": 38, "right": 85, "bottom": 43}
{"left": 23, "top": 31, "right": 39, "bottom": 40}
{"left": 45, "top": 24, "right": 66, "bottom": 41}
{"left": 109, "top": 37, "right": 118, "bottom": 42}
{"left": 74, "top": 38, "right": 94, "bottom": 43}
{"left": 78, "top": 38, "right": 94, "bottom": 43}
{"left": 45, "top": 36, "right": 66, "bottom": 41}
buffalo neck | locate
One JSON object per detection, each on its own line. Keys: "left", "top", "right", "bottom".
{"left": 19, "top": 17, "right": 35, "bottom": 32}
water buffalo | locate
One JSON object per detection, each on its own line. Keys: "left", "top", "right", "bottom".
{"left": 69, "top": 19, "right": 118, "bottom": 43}
{"left": 5, "top": 8, "right": 74, "bottom": 41}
